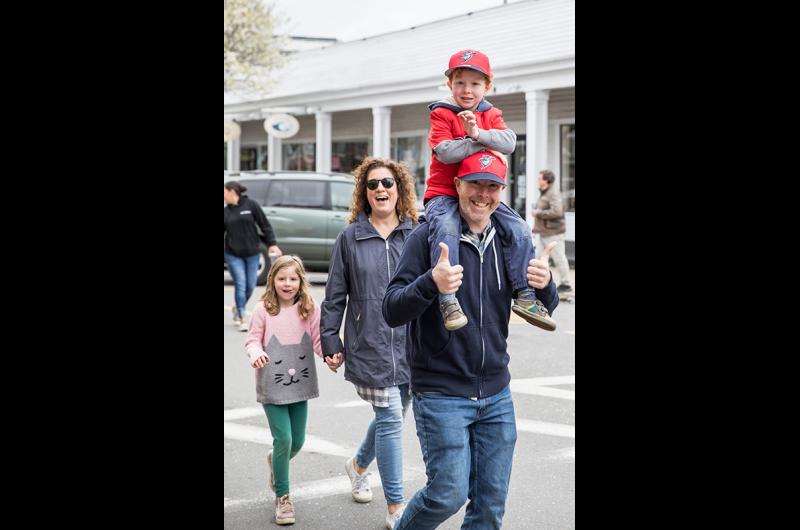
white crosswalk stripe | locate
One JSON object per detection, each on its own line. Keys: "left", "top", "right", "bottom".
{"left": 224, "top": 376, "right": 575, "bottom": 508}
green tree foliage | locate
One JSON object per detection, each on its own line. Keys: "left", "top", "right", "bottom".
{"left": 224, "top": 0, "right": 285, "bottom": 93}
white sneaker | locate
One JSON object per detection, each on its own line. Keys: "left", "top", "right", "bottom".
{"left": 386, "top": 505, "right": 405, "bottom": 529}
{"left": 238, "top": 319, "right": 249, "bottom": 332}
{"left": 232, "top": 306, "right": 241, "bottom": 324}
{"left": 344, "top": 456, "right": 372, "bottom": 502}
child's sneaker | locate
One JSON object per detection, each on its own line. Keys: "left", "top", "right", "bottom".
{"left": 512, "top": 292, "right": 557, "bottom": 331}
{"left": 440, "top": 299, "right": 467, "bottom": 331}
{"left": 267, "top": 450, "right": 275, "bottom": 492}
{"left": 386, "top": 505, "right": 405, "bottom": 529}
{"left": 274, "top": 494, "right": 295, "bottom": 525}
{"left": 344, "top": 456, "right": 373, "bottom": 502}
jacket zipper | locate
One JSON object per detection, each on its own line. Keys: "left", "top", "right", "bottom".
{"left": 385, "top": 238, "right": 396, "bottom": 385}
{"left": 460, "top": 232, "right": 491, "bottom": 400}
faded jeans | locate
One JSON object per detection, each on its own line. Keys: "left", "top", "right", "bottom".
{"left": 354, "top": 384, "right": 411, "bottom": 505}
{"left": 396, "top": 385, "right": 517, "bottom": 530}
{"left": 224, "top": 252, "right": 260, "bottom": 318}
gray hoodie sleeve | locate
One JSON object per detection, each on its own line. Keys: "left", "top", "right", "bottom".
{"left": 433, "top": 128, "right": 517, "bottom": 163}
{"left": 475, "top": 128, "right": 517, "bottom": 154}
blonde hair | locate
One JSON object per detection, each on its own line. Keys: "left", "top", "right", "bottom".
{"left": 348, "top": 157, "right": 419, "bottom": 224}
{"left": 260, "top": 255, "right": 315, "bottom": 319}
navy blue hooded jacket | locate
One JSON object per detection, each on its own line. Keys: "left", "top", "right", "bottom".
{"left": 382, "top": 220, "right": 558, "bottom": 399}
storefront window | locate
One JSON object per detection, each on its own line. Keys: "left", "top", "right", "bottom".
{"left": 391, "top": 136, "right": 426, "bottom": 202}
{"left": 282, "top": 142, "right": 316, "bottom": 171}
{"left": 560, "top": 124, "right": 575, "bottom": 212}
{"left": 258, "top": 145, "right": 269, "bottom": 170}
{"left": 332, "top": 141, "right": 369, "bottom": 174}
{"left": 240, "top": 146, "right": 258, "bottom": 171}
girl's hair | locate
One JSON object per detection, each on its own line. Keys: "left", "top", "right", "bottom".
{"left": 347, "top": 157, "right": 419, "bottom": 224}
{"left": 260, "top": 255, "right": 315, "bottom": 319}
{"left": 224, "top": 181, "right": 247, "bottom": 196}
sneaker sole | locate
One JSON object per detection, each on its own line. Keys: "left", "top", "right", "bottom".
{"left": 444, "top": 315, "right": 468, "bottom": 331}
{"left": 512, "top": 305, "right": 557, "bottom": 331}
{"left": 275, "top": 517, "right": 295, "bottom": 525}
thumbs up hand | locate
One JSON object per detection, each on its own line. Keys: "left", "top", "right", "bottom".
{"left": 432, "top": 242, "right": 464, "bottom": 294}
{"left": 527, "top": 241, "right": 557, "bottom": 289}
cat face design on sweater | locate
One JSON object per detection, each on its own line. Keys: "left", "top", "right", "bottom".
{"left": 266, "top": 334, "right": 314, "bottom": 387}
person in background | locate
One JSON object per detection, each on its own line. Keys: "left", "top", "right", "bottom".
{"left": 532, "top": 169, "right": 573, "bottom": 295}
{"left": 224, "top": 180, "right": 282, "bottom": 331}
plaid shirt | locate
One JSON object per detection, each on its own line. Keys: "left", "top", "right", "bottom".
{"left": 354, "top": 385, "right": 390, "bottom": 408}
{"left": 462, "top": 218, "right": 493, "bottom": 252}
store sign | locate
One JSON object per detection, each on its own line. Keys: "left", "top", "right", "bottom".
{"left": 264, "top": 113, "right": 300, "bottom": 139}
{"left": 224, "top": 121, "right": 241, "bottom": 142}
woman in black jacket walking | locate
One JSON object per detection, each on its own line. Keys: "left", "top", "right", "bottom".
{"left": 320, "top": 158, "right": 418, "bottom": 529}
{"left": 224, "top": 180, "right": 282, "bottom": 331}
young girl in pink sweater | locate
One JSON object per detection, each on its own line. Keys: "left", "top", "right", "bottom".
{"left": 245, "top": 255, "right": 322, "bottom": 525}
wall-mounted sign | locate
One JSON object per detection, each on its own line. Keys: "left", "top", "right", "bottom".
{"left": 264, "top": 113, "right": 300, "bottom": 139}
{"left": 224, "top": 121, "right": 241, "bottom": 142}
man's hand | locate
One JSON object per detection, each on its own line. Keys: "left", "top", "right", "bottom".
{"left": 324, "top": 352, "right": 344, "bottom": 373}
{"left": 268, "top": 245, "right": 283, "bottom": 257}
{"left": 432, "top": 243, "right": 463, "bottom": 294}
{"left": 457, "top": 111, "right": 479, "bottom": 139}
{"left": 527, "top": 241, "right": 557, "bottom": 289}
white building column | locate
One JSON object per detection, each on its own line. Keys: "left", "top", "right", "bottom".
{"left": 372, "top": 106, "right": 391, "bottom": 159}
{"left": 524, "top": 90, "right": 550, "bottom": 228}
{"left": 226, "top": 137, "right": 240, "bottom": 172}
{"left": 315, "top": 111, "right": 332, "bottom": 172}
{"left": 267, "top": 132, "right": 282, "bottom": 171}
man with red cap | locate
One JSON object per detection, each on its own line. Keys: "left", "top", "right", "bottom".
{"left": 383, "top": 150, "right": 560, "bottom": 529}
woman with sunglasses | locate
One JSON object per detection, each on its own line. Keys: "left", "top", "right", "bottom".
{"left": 320, "top": 157, "right": 418, "bottom": 529}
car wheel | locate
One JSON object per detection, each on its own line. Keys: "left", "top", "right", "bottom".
{"left": 256, "top": 245, "right": 271, "bottom": 286}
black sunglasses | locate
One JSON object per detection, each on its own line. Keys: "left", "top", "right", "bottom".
{"left": 366, "top": 177, "right": 395, "bottom": 190}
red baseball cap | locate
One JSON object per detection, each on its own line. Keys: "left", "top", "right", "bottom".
{"left": 445, "top": 49, "right": 492, "bottom": 78}
{"left": 457, "top": 152, "right": 507, "bottom": 186}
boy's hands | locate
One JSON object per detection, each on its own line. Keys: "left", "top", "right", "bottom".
{"left": 457, "top": 111, "right": 480, "bottom": 139}
{"left": 432, "top": 243, "right": 464, "bottom": 294}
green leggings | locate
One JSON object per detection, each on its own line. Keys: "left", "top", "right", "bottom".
{"left": 263, "top": 401, "right": 308, "bottom": 496}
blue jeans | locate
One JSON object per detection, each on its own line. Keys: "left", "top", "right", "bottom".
{"left": 425, "top": 196, "right": 535, "bottom": 294}
{"left": 396, "top": 385, "right": 517, "bottom": 530}
{"left": 224, "top": 252, "right": 260, "bottom": 319}
{"left": 355, "top": 384, "right": 411, "bottom": 505}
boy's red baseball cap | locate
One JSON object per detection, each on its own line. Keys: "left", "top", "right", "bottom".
{"left": 457, "top": 152, "right": 507, "bottom": 186}
{"left": 445, "top": 49, "right": 492, "bottom": 78}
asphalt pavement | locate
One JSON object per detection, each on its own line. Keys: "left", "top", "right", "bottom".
{"left": 224, "top": 268, "right": 574, "bottom": 529}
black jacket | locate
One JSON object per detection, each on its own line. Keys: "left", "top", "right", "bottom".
{"left": 224, "top": 196, "right": 277, "bottom": 257}
{"left": 383, "top": 221, "right": 558, "bottom": 399}
{"left": 321, "top": 213, "right": 415, "bottom": 388}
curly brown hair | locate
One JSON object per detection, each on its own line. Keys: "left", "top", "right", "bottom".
{"left": 347, "top": 157, "right": 419, "bottom": 224}
{"left": 259, "top": 255, "right": 316, "bottom": 319}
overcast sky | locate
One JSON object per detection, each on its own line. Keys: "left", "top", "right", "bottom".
{"left": 270, "top": 0, "right": 524, "bottom": 42}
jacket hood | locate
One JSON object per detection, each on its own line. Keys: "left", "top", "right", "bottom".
{"left": 428, "top": 96, "right": 494, "bottom": 113}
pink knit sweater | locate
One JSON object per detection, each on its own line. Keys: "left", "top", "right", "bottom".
{"left": 244, "top": 304, "right": 322, "bottom": 405}
{"left": 244, "top": 301, "right": 322, "bottom": 365}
